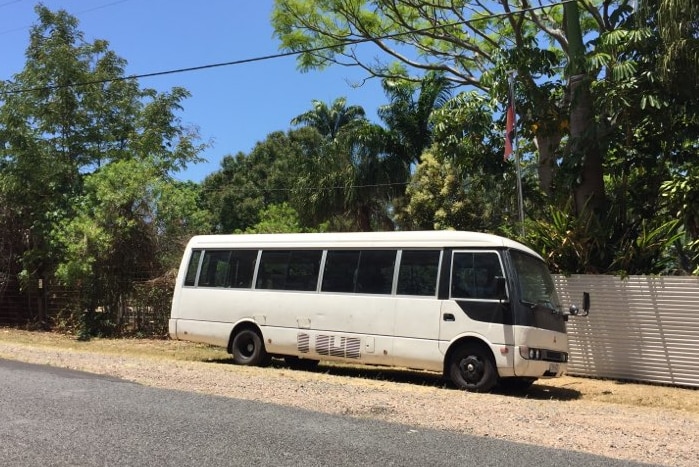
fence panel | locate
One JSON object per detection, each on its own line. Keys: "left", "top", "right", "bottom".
{"left": 555, "top": 274, "right": 699, "bottom": 388}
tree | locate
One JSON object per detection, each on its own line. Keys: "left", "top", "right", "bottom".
{"left": 647, "top": 0, "right": 699, "bottom": 96}
{"left": 201, "top": 128, "right": 325, "bottom": 233}
{"left": 272, "top": 0, "right": 631, "bottom": 219}
{"left": 290, "top": 98, "right": 408, "bottom": 231}
{"left": 0, "top": 6, "right": 208, "bottom": 328}
{"left": 378, "top": 71, "right": 452, "bottom": 167}
{"left": 290, "top": 96, "right": 366, "bottom": 139}
{"left": 241, "top": 203, "right": 328, "bottom": 234}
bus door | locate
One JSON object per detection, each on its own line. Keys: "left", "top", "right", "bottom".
{"left": 390, "top": 250, "right": 444, "bottom": 370}
{"left": 440, "top": 251, "right": 513, "bottom": 349}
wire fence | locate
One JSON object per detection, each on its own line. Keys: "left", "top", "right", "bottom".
{"left": 3, "top": 273, "right": 699, "bottom": 388}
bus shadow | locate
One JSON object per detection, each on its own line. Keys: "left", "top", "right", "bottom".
{"left": 208, "top": 357, "right": 582, "bottom": 401}
{"left": 494, "top": 383, "right": 582, "bottom": 401}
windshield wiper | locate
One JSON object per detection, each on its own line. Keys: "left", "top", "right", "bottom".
{"left": 521, "top": 298, "right": 559, "bottom": 314}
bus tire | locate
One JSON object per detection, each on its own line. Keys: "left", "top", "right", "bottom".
{"left": 448, "top": 344, "right": 497, "bottom": 392}
{"left": 231, "top": 329, "right": 268, "bottom": 366}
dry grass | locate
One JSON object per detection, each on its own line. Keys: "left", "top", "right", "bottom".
{"left": 2, "top": 327, "right": 697, "bottom": 414}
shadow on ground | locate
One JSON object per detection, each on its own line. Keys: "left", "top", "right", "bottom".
{"left": 208, "top": 357, "right": 582, "bottom": 401}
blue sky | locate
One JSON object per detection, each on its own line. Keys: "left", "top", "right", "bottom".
{"left": 0, "top": 0, "right": 388, "bottom": 182}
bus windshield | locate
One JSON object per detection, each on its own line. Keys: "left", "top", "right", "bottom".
{"left": 510, "top": 250, "right": 561, "bottom": 313}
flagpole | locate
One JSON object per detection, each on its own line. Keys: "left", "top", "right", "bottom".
{"left": 507, "top": 71, "right": 525, "bottom": 236}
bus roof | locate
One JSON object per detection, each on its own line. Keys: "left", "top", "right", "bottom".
{"left": 186, "top": 231, "right": 543, "bottom": 260}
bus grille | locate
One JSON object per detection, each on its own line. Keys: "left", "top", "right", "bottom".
{"left": 316, "top": 335, "right": 361, "bottom": 359}
{"left": 297, "top": 333, "right": 310, "bottom": 353}
{"left": 542, "top": 350, "right": 567, "bottom": 362}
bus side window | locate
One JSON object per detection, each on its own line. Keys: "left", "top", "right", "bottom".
{"left": 286, "top": 250, "right": 322, "bottom": 291}
{"left": 451, "top": 252, "right": 504, "bottom": 300}
{"left": 227, "top": 250, "right": 257, "bottom": 288}
{"left": 256, "top": 250, "right": 322, "bottom": 291}
{"left": 322, "top": 251, "right": 359, "bottom": 293}
{"left": 184, "top": 250, "right": 202, "bottom": 286}
{"left": 397, "top": 250, "right": 440, "bottom": 296}
{"left": 199, "top": 250, "right": 232, "bottom": 288}
{"left": 355, "top": 250, "right": 395, "bottom": 294}
{"left": 256, "top": 250, "right": 289, "bottom": 289}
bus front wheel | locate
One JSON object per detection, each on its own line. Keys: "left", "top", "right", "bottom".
{"left": 449, "top": 344, "right": 497, "bottom": 392}
{"left": 231, "top": 329, "right": 269, "bottom": 366}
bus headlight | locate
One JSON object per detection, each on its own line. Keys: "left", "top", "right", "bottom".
{"left": 519, "top": 346, "right": 568, "bottom": 362}
{"left": 520, "top": 346, "right": 541, "bottom": 360}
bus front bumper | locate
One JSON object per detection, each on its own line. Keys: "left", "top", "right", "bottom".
{"left": 513, "top": 346, "right": 568, "bottom": 378}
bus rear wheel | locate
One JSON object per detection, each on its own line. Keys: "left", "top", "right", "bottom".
{"left": 231, "top": 329, "right": 269, "bottom": 366}
{"left": 449, "top": 344, "right": 497, "bottom": 392}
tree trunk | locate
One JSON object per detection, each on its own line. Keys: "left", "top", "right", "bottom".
{"left": 534, "top": 132, "right": 562, "bottom": 196}
{"left": 564, "top": 1, "right": 606, "bottom": 216}
{"left": 567, "top": 74, "right": 606, "bottom": 215}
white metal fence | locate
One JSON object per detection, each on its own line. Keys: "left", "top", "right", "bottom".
{"left": 554, "top": 275, "right": 699, "bottom": 388}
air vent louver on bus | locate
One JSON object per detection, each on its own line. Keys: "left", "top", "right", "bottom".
{"left": 316, "top": 335, "right": 361, "bottom": 359}
{"left": 297, "top": 333, "right": 310, "bottom": 353}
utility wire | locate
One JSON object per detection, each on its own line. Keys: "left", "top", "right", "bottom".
{"left": 0, "top": 0, "right": 23, "bottom": 9}
{"left": 0, "top": 0, "right": 133, "bottom": 36}
{"left": 1, "top": 1, "right": 572, "bottom": 96}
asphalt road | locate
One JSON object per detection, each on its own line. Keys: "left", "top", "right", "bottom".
{"left": 0, "top": 359, "right": 656, "bottom": 467}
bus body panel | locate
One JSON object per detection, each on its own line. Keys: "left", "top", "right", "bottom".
{"left": 254, "top": 292, "right": 397, "bottom": 366}
{"left": 169, "top": 318, "right": 234, "bottom": 349}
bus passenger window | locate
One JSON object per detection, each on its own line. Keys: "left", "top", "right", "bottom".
{"left": 227, "top": 250, "right": 257, "bottom": 288}
{"left": 322, "top": 250, "right": 395, "bottom": 294}
{"left": 198, "top": 250, "right": 232, "bottom": 287}
{"left": 286, "top": 250, "right": 322, "bottom": 291}
{"left": 184, "top": 250, "right": 202, "bottom": 286}
{"left": 355, "top": 250, "right": 395, "bottom": 294}
{"left": 322, "top": 251, "right": 359, "bottom": 293}
{"left": 397, "top": 250, "right": 440, "bottom": 296}
{"left": 256, "top": 250, "right": 322, "bottom": 291}
{"left": 451, "top": 252, "right": 504, "bottom": 300}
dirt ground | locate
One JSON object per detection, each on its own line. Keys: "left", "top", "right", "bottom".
{"left": 1, "top": 328, "right": 698, "bottom": 466}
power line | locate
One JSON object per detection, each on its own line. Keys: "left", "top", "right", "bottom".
{"left": 0, "top": 0, "right": 23, "bottom": 9}
{"left": 0, "top": 1, "right": 572, "bottom": 96}
{"left": 0, "top": 0, "right": 133, "bottom": 37}
{"left": 195, "top": 181, "right": 410, "bottom": 195}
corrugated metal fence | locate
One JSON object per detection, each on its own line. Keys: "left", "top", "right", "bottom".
{"left": 555, "top": 275, "right": 699, "bottom": 388}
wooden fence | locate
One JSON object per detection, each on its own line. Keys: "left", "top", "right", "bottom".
{"left": 556, "top": 275, "right": 699, "bottom": 388}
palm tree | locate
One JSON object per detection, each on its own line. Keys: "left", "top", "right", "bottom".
{"left": 378, "top": 71, "right": 452, "bottom": 166}
{"left": 290, "top": 97, "right": 366, "bottom": 140}
{"left": 644, "top": 0, "right": 699, "bottom": 97}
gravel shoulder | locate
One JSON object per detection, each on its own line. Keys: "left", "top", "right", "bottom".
{"left": 1, "top": 339, "right": 698, "bottom": 467}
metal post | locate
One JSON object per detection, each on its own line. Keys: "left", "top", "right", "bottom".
{"left": 508, "top": 71, "right": 525, "bottom": 235}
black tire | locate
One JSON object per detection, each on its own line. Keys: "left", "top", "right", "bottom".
{"left": 231, "top": 329, "right": 268, "bottom": 366}
{"left": 499, "top": 377, "right": 537, "bottom": 392}
{"left": 284, "top": 356, "right": 320, "bottom": 371}
{"left": 448, "top": 344, "right": 497, "bottom": 392}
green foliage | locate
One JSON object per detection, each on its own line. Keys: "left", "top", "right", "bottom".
{"left": 200, "top": 127, "right": 326, "bottom": 233}
{"left": 241, "top": 203, "right": 328, "bottom": 234}
{"left": 289, "top": 99, "right": 401, "bottom": 231}
{"left": 290, "top": 97, "right": 366, "bottom": 140}
{"left": 610, "top": 220, "right": 683, "bottom": 276}
{"left": 0, "top": 6, "right": 211, "bottom": 333}
{"left": 525, "top": 203, "right": 611, "bottom": 275}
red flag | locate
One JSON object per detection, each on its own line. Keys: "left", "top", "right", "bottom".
{"left": 504, "top": 86, "right": 515, "bottom": 160}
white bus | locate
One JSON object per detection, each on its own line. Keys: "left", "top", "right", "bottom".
{"left": 169, "top": 230, "right": 589, "bottom": 392}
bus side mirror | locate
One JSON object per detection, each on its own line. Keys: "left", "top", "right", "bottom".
{"left": 568, "top": 292, "right": 590, "bottom": 317}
